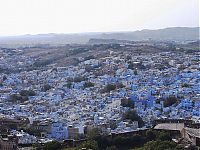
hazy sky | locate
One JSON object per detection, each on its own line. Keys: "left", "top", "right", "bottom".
{"left": 0, "top": 0, "right": 199, "bottom": 36}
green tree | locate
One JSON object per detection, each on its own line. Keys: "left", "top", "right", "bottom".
{"left": 163, "top": 96, "right": 179, "bottom": 107}
{"left": 10, "top": 94, "right": 28, "bottom": 103}
{"left": 121, "top": 98, "right": 134, "bottom": 108}
{"left": 42, "top": 84, "right": 52, "bottom": 92}
{"left": 134, "top": 70, "right": 138, "bottom": 75}
{"left": 102, "top": 84, "right": 116, "bottom": 93}
{"left": 122, "top": 110, "right": 144, "bottom": 127}
{"left": 84, "top": 81, "right": 94, "bottom": 88}
{"left": 142, "top": 140, "right": 177, "bottom": 150}
{"left": 157, "top": 131, "right": 171, "bottom": 141}
{"left": 73, "top": 76, "right": 86, "bottom": 82}
{"left": 3, "top": 75, "right": 7, "bottom": 81}
{"left": 128, "top": 62, "right": 134, "bottom": 70}
{"left": 87, "top": 128, "right": 101, "bottom": 140}
{"left": 20, "top": 90, "right": 36, "bottom": 96}
{"left": 42, "top": 141, "right": 62, "bottom": 150}
{"left": 146, "top": 129, "right": 157, "bottom": 141}
{"left": 64, "top": 82, "right": 72, "bottom": 89}
{"left": 97, "top": 136, "right": 112, "bottom": 149}
{"left": 78, "top": 140, "right": 99, "bottom": 150}
{"left": 28, "top": 90, "right": 36, "bottom": 96}
{"left": 20, "top": 90, "right": 29, "bottom": 96}
{"left": 181, "top": 83, "right": 190, "bottom": 88}
{"left": 113, "top": 136, "right": 127, "bottom": 147}
{"left": 23, "top": 128, "right": 43, "bottom": 137}
{"left": 116, "top": 83, "right": 125, "bottom": 89}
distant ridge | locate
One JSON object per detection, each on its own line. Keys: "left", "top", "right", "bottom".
{"left": 0, "top": 27, "right": 199, "bottom": 46}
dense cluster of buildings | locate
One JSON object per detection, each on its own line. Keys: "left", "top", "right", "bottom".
{"left": 0, "top": 45, "right": 199, "bottom": 148}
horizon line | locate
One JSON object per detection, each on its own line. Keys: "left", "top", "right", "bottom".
{"left": 0, "top": 26, "right": 199, "bottom": 37}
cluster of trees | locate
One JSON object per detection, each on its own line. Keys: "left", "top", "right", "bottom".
{"left": 145, "top": 129, "right": 171, "bottom": 141}
{"left": 21, "top": 127, "right": 43, "bottom": 137}
{"left": 10, "top": 89, "right": 36, "bottom": 103}
{"left": 122, "top": 110, "right": 144, "bottom": 127}
{"left": 102, "top": 83, "right": 125, "bottom": 93}
{"left": 42, "top": 141, "right": 62, "bottom": 150}
{"left": 78, "top": 134, "right": 145, "bottom": 150}
{"left": 2, "top": 75, "right": 7, "bottom": 81}
{"left": 102, "top": 84, "right": 117, "bottom": 93}
{"left": 78, "top": 140, "right": 99, "bottom": 150}
{"left": 64, "top": 82, "right": 72, "bottom": 89}
{"left": 163, "top": 96, "right": 180, "bottom": 107}
{"left": 78, "top": 129, "right": 180, "bottom": 150}
{"left": 178, "top": 65, "right": 186, "bottom": 71}
{"left": 20, "top": 89, "right": 36, "bottom": 96}
{"left": 10, "top": 93, "right": 28, "bottom": 103}
{"left": 67, "top": 76, "right": 86, "bottom": 83}
{"left": 121, "top": 98, "right": 134, "bottom": 108}
{"left": 64, "top": 79, "right": 94, "bottom": 89}
{"left": 83, "top": 81, "right": 94, "bottom": 88}
{"left": 77, "top": 127, "right": 146, "bottom": 150}
{"left": 136, "top": 140, "right": 183, "bottom": 150}
{"left": 181, "top": 83, "right": 190, "bottom": 88}
{"left": 64, "top": 78, "right": 93, "bottom": 89}
{"left": 42, "top": 84, "right": 52, "bottom": 92}
{"left": 38, "top": 129, "right": 198, "bottom": 150}
{"left": 0, "top": 75, "right": 6, "bottom": 86}
{"left": 135, "top": 130, "right": 185, "bottom": 150}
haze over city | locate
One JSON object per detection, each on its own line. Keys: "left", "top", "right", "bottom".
{"left": 0, "top": 0, "right": 199, "bottom": 36}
